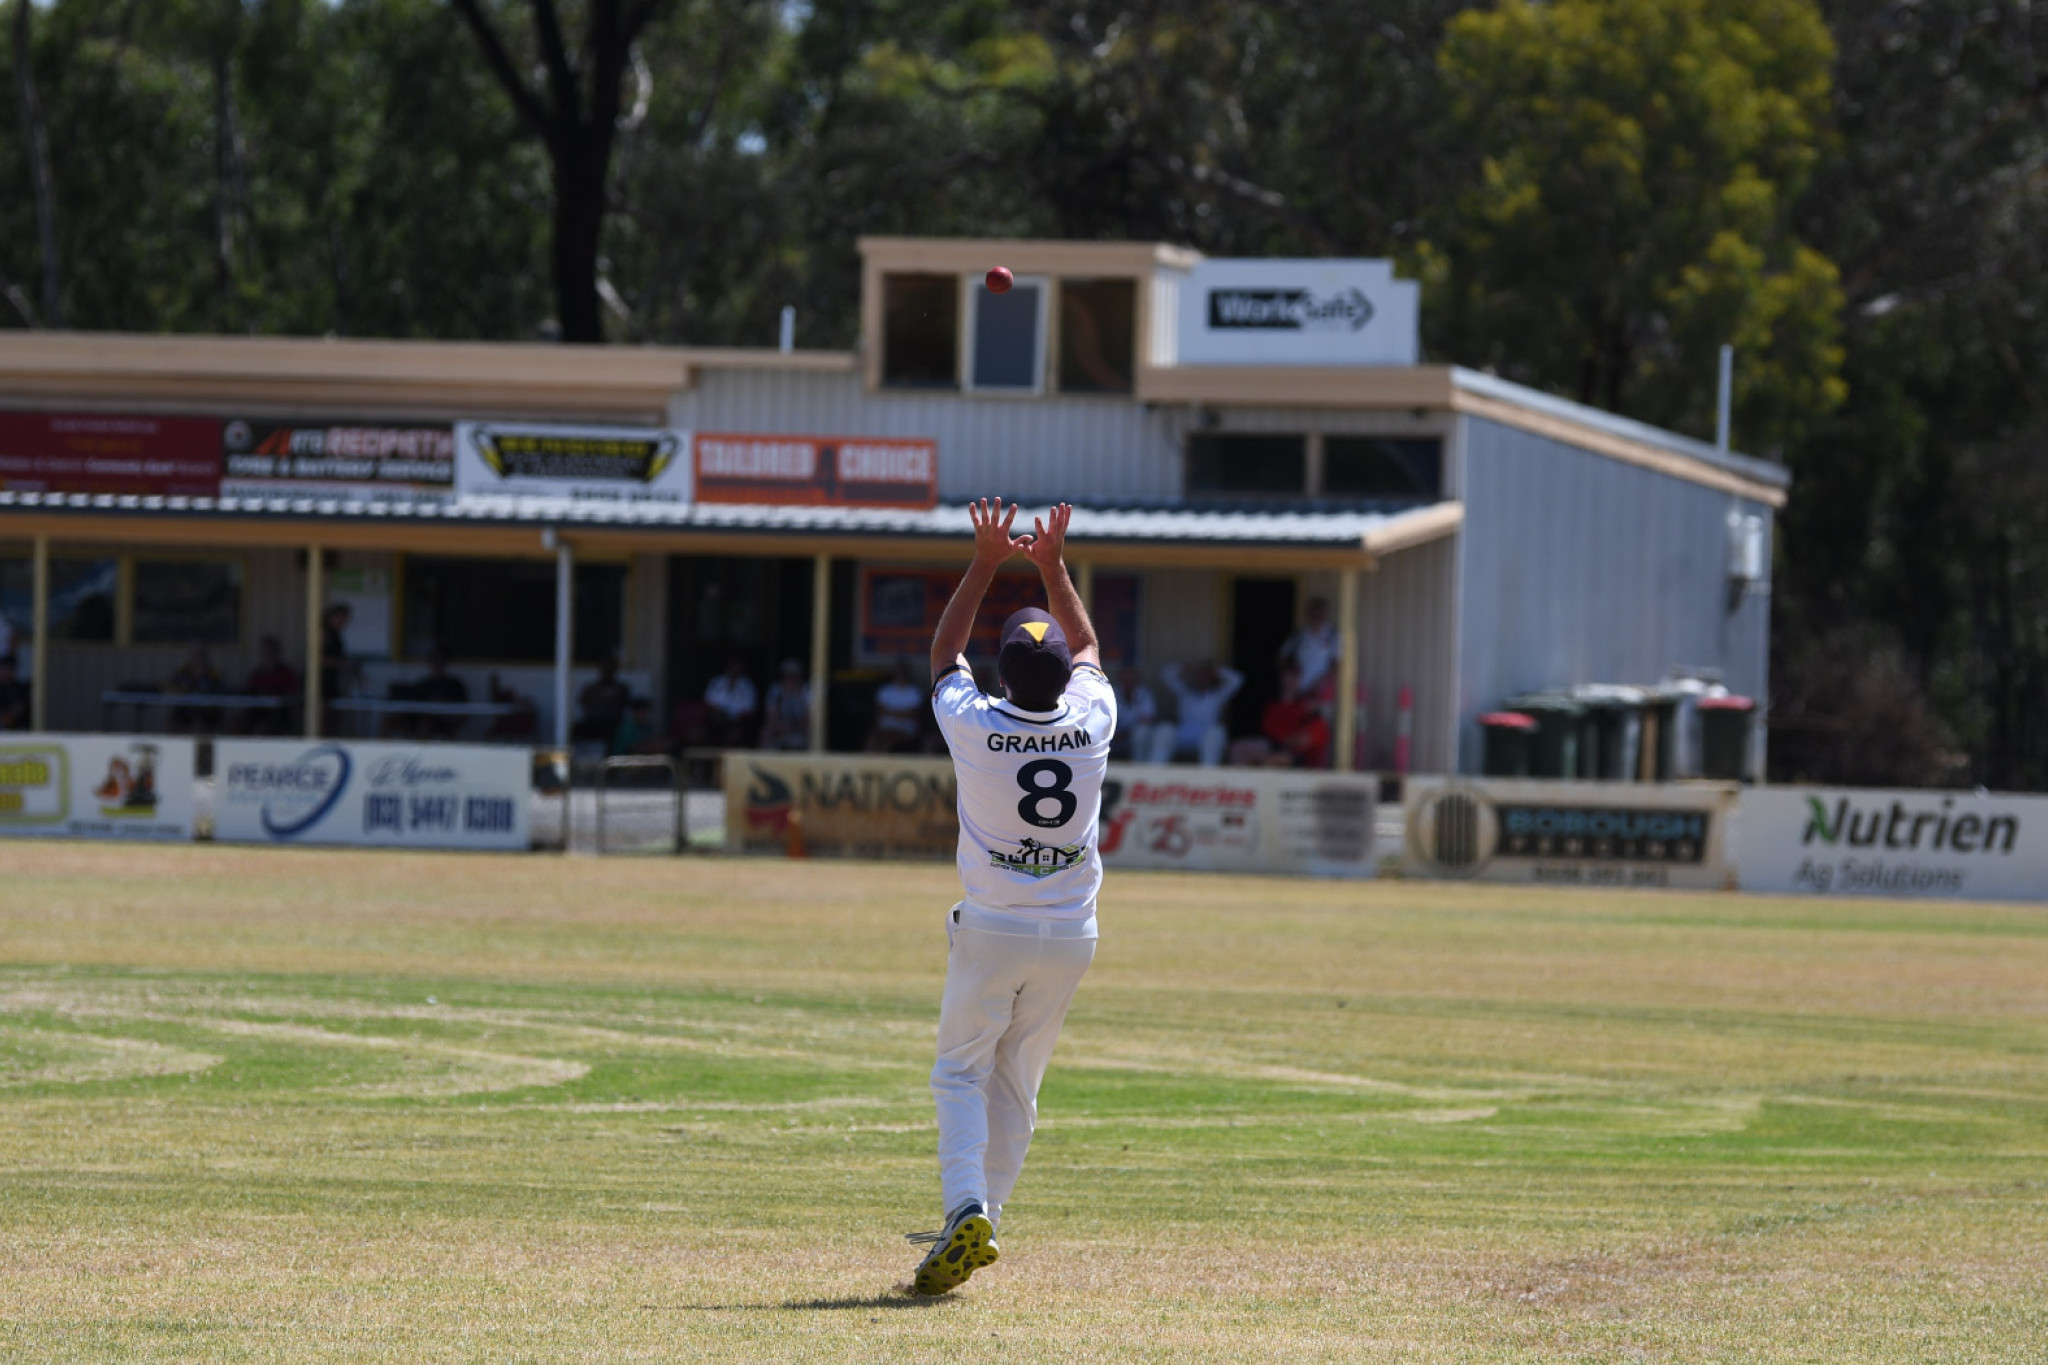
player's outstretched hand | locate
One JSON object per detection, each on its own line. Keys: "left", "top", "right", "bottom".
{"left": 969, "top": 497, "right": 1029, "bottom": 565}
{"left": 1021, "top": 502, "right": 1072, "bottom": 574}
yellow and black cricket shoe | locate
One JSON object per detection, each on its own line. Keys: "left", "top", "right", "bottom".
{"left": 906, "top": 1200, "right": 999, "bottom": 1296}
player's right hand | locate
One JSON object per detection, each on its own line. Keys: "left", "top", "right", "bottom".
{"left": 1022, "top": 502, "right": 1072, "bottom": 572}
{"left": 969, "top": 497, "right": 1029, "bottom": 564}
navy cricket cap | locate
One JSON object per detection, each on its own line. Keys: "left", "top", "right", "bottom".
{"left": 997, "top": 608, "right": 1073, "bottom": 711}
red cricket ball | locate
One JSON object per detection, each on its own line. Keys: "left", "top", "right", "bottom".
{"left": 985, "top": 266, "right": 1014, "bottom": 295}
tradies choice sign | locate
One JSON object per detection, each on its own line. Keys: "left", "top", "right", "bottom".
{"left": 693, "top": 433, "right": 938, "bottom": 508}
{"left": 1174, "top": 259, "right": 1420, "bottom": 367}
{"left": 1739, "top": 787, "right": 2048, "bottom": 901}
{"left": 222, "top": 419, "right": 454, "bottom": 502}
{"left": 454, "top": 421, "right": 690, "bottom": 502}
{"left": 0, "top": 412, "right": 221, "bottom": 496}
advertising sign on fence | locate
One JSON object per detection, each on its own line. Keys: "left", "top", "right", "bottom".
{"left": 453, "top": 422, "right": 691, "bottom": 502}
{"left": 1739, "top": 787, "right": 2048, "bottom": 901}
{"left": 1098, "top": 764, "right": 1377, "bottom": 877}
{"left": 1404, "top": 777, "right": 1738, "bottom": 890}
{"left": 221, "top": 419, "right": 455, "bottom": 502}
{"left": 0, "top": 734, "right": 197, "bottom": 841}
{"left": 724, "top": 752, "right": 1375, "bottom": 876}
{"left": 214, "top": 740, "right": 529, "bottom": 850}
{"left": 694, "top": 433, "right": 939, "bottom": 508}
{"left": 725, "top": 752, "right": 958, "bottom": 860}
{"left": 0, "top": 412, "right": 222, "bottom": 496}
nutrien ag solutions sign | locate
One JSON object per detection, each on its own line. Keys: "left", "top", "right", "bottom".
{"left": 1739, "top": 787, "right": 2048, "bottom": 901}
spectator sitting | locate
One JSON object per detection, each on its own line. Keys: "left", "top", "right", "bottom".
{"left": 1145, "top": 659, "right": 1243, "bottom": 766}
{"left": 865, "top": 658, "right": 926, "bottom": 753}
{"left": 576, "top": 656, "right": 631, "bottom": 745}
{"left": 612, "top": 696, "right": 664, "bottom": 755}
{"left": 167, "top": 646, "right": 227, "bottom": 733}
{"left": 1109, "top": 664, "right": 1156, "bottom": 761}
{"left": 484, "top": 673, "right": 539, "bottom": 741}
{"left": 758, "top": 658, "right": 812, "bottom": 751}
{"left": 411, "top": 650, "right": 469, "bottom": 740}
{"left": 242, "top": 634, "right": 300, "bottom": 734}
{"left": 704, "top": 654, "right": 759, "bottom": 747}
{"left": 1280, "top": 596, "right": 1340, "bottom": 711}
{"left": 1261, "top": 662, "right": 1331, "bottom": 768}
{"left": 0, "top": 655, "right": 29, "bottom": 730}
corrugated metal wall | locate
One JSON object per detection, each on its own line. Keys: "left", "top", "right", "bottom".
{"left": 1455, "top": 415, "right": 1774, "bottom": 772}
{"left": 1356, "top": 537, "right": 1459, "bottom": 773}
{"left": 1137, "top": 569, "right": 1221, "bottom": 668}
{"left": 671, "top": 370, "right": 1452, "bottom": 502}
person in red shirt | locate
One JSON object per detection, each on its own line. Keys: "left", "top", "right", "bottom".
{"left": 1261, "top": 662, "right": 1331, "bottom": 768}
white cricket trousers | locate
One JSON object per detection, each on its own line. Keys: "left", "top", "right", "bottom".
{"left": 932, "top": 902, "right": 1097, "bottom": 1227}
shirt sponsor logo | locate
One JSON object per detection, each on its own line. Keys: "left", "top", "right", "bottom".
{"left": 988, "top": 837, "right": 1088, "bottom": 879}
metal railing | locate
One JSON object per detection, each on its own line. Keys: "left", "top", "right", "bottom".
{"left": 593, "top": 754, "right": 685, "bottom": 855}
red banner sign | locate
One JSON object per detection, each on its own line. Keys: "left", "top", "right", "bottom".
{"left": 0, "top": 412, "right": 222, "bottom": 496}
{"left": 694, "top": 433, "right": 937, "bottom": 507}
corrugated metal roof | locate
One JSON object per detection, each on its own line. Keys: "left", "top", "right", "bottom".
{"left": 0, "top": 487, "right": 1455, "bottom": 551}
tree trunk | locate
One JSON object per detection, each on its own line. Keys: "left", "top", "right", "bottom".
{"left": 12, "top": 0, "right": 62, "bottom": 328}
{"left": 552, "top": 142, "right": 609, "bottom": 343}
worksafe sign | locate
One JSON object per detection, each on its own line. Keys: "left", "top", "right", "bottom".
{"left": 214, "top": 740, "right": 529, "bottom": 850}
{"left": 1404, "top": 778, "right": 1737, "bottom": 890}
{"left": 454, "top": 422, "right": 690, "bottom": 502}
{"left": 0, "top": 734, "right": 197, "bottom": 841}
{"left": 1738, "top": 787, "right": 2048, "bottom": 901}
{"left": 1176, "top": 259, "right": 1420, "bottom": 366}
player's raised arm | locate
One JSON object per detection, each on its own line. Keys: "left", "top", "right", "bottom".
{"left": 1020, "top": 502, "right": 1100, "bottom": 667}
{"left": 930, "top": 497, "right": 1028, "bottom": 677}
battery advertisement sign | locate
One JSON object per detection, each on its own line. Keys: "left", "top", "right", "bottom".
{"left": 221, "top": 420, "right": 454, "bottom": 501}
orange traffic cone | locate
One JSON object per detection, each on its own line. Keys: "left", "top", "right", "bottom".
{"left": 785, "top": 808, "right": 807, "bottom": 859}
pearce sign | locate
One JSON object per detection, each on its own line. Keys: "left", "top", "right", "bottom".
{"left": 1738, "top": 787, "right": 2048, "bottom": 901}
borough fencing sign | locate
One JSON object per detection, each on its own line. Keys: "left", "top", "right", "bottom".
{"left": 1404, "top": 777, "right": 1738, "bottom": 890}
{"left": 1738, "top": 787, "right": 2048, "bottom": 901}
{"left": 214, "top": 740, "right": 529, "bottom": 850}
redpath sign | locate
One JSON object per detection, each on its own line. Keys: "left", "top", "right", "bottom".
{"left": 693, "top": 433, "right": 938, "bottom": 507}
{"left": 1738, "top": 787, "right": 2048, "bottom": 901}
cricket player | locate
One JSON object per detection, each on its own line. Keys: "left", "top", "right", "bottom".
{"left": 907, "top": 497, "right": 1115, "bottom": 1296}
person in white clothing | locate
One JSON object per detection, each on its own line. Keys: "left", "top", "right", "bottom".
{"left": 907, "top": 497, "right": 1115, "bottom": 1297}
{"left": 1280, "top": 597, "right": 1340, "bottom": 708}
{"left": 703, "top": 655, "right": 759, "bottom": 746}
{"left": 1145, "top": 659, "right": 1242, "bottom": 765}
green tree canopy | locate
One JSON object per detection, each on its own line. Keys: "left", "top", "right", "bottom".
{"left": 1425, "top": 0, "right": 1845, "bottom": 449}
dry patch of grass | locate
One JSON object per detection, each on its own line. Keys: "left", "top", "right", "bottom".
{"left": 1, "top": 842, "right": 2045, "bottom": 1361}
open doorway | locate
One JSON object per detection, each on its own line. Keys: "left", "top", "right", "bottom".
{"left": 1228, "top": 576, "right": 1298, "bottom": 738}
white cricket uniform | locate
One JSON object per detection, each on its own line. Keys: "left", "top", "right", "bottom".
{"left": 927, "top": 660, "right": 1116, "bottom": 1224}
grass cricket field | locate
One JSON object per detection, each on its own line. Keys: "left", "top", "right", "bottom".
{"left": 2, "top": 842, "right": 2044, "bottom": 1362}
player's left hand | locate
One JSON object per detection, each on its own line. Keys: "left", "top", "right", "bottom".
{"left": 969, "top": 497, "right": 1029, "bottom": 565}
{"left": 1021, "top": 502, "right": 1072, "bottom": 572}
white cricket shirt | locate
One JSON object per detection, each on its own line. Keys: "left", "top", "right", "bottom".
{"left": 931, "top": 662, "right": 1118, "bottom": 919}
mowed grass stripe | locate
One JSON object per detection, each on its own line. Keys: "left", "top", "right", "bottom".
{"left": 1, "top": 842, "right": 2045, "bottom": 1362}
